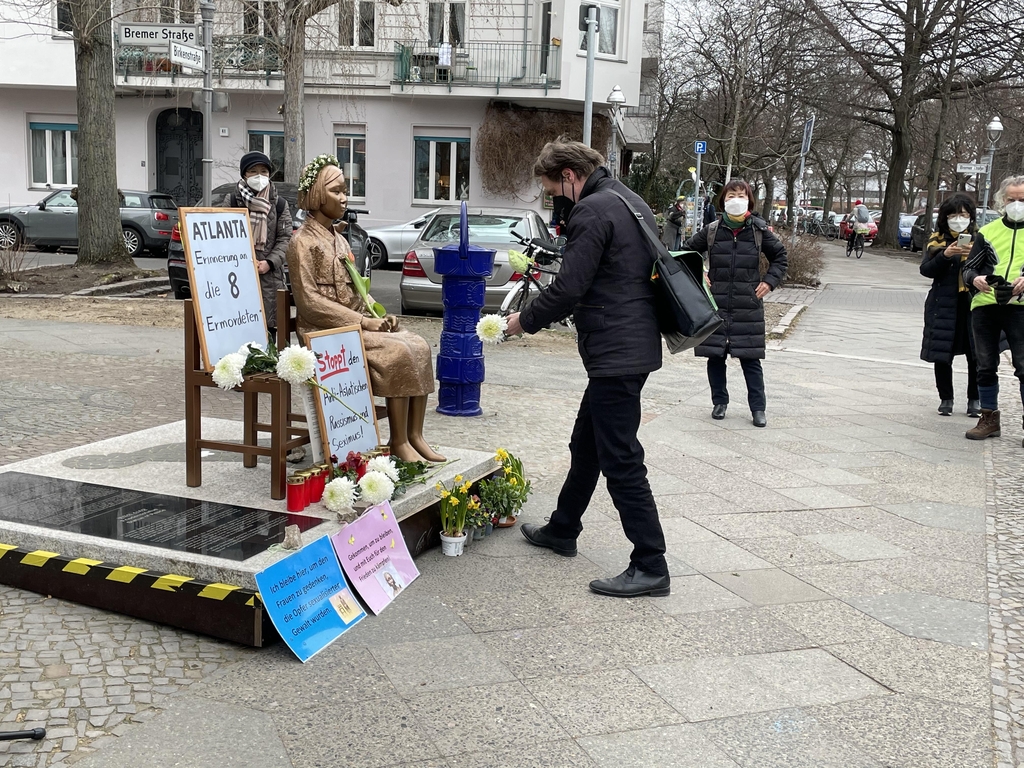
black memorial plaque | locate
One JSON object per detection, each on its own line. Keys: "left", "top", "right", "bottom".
{"left": 0, "top": 472, "right": 322, "bottom": 561}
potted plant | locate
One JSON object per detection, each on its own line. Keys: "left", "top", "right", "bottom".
{"left": 480, "top": 449, "right": 532, "bottom": 528}
{"left": 466, "top": 496, "right": 490, "bottom": 540}
{"left": 436, "top": 475, "right": 476, "bottom": 556}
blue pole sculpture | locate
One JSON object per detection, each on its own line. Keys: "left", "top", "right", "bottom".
{"left": 433, "top": 202, "right": 496, "bottom": 416}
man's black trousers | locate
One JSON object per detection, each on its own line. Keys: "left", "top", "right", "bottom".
{"left": 547, "top": 373, "right": 668, "bottom": 576}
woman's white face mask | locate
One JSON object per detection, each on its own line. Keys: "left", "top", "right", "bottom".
{"left": 723, "top": 198, "right": 749, "bottom": 216}
{"left": 948, "top": 216, "right": 970, "bottom": 233}
{"left": 246, "top": 174, "right": 270, "bottom": 192}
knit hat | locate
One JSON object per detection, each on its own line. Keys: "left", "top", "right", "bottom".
{"left": 239, "top": 151, "right": 272, "bottom": 177}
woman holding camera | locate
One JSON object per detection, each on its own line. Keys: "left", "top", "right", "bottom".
{"left": 962, "top": 175, "right": 1024, "bottom": 442}
{"left": 920, "top": 193, "right": 980, "bottom": 417}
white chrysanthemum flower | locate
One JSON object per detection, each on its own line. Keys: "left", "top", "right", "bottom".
{"left": 366, "top": 455, "right": 399, "bottom": 482}
{"left": 322, "top": 477, "right": 356, "bottom": 513}
{"left": 507, "top": 249, "right": 534, "bottom": 274}
{"left": 276, "top": 345, "right": 316, "bottom": 385}
{"left": 212, "top": 353, "right": 246, "bottom": 390}
{"left": 476, "top": 314, "right": 508, "bottom": 344}
{"left": 358, "top": 470, "right": 395, "bottom": 506}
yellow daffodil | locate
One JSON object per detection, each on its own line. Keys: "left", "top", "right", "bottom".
{"left": 504, "top": 466, "right": 513, "bottom": 475}
{"left": 454, "top": 475, "right": 463, "bottom": 483}
{"left": 510, "top": 477, "right": 518, "bottom": 486}
{"left": 462, "top": 482, "right": 472, "bottom": 493}
{"left": 495, "top": 448, "right": 510, "bottom": 462}
{"left": 440, "top": 490, "right": 450, "bottom": 499}
{"left": 435, "top": 482, "right": 443, "bottom": 491}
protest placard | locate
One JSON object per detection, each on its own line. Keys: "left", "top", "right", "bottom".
{"left": 179, "top": 208, "right": 267, "bottom": 370}
{"left": 254, "top": 535, "right": 365, "bottom": 662}
{"left": 305, "top": 326, "right": 380, "bottom": 459}
{"left": 331, "top": 501, "right": 419, "bottom": 615}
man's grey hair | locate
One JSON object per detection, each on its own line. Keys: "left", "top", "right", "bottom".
{"left": 995, "top": 175, "right": 1024, "bottom": 211}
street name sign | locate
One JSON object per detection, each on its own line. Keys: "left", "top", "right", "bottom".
{"left": 169, "top": 41, "right": 205, "bottom": 70}
{"left": 179, "top": 207, "right": 267, "bottom": 370}
{"left": 956, "top": 163, "right": 989, "bottom": 175}
{"left": 118, "top": 23, "right": 199, "bottom": 48}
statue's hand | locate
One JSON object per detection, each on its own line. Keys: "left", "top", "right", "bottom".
{"left": 360, "top": 317, "right": 389, "bottom": 332}
{"left": 384, "top": 314, "right": 400, "bottom": 332}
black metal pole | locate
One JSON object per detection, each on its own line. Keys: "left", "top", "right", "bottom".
{"left": 0, "top": 728, "right": 46, "bottom": 741}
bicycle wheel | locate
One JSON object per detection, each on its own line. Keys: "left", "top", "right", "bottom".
{"left": 825, "top": 226, "right": 836, "bottom": 241}
{"left": 855, "top": 235, "right": 864, "bottom": 259}
{"left": 500, "top": 279, "right": 532, "bottom": 316}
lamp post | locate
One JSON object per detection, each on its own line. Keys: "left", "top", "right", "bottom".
{"left": 981, "top": 116, "right": 1003, "bottom": 215}
{"left": 582, "top": 5, "right": 598, "bottom": 146}
{"left": 606, "top": 85, "right": 626, "bottom": 179}
{"left": 199, "top": 0, "right": 216, "bottom": 206}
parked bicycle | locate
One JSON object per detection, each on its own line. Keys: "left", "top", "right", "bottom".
{"left": 801, "top": 217, "right": 836, "bottom": 240}
{"left": 499, "top": 231, "right": 574, "bottom": 334}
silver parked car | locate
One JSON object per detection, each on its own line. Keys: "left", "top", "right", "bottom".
{"left": 399, "top": 207, "right": 556, "bottom": 314}
{"left": 364, "top": 208, "right": 440, "bottom": 270}
{"left": 0, "top": 188, "right": 179, "bottom": 256}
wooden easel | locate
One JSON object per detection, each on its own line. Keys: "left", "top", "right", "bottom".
{"left": 184, "top": 290, "right": 311, "bottom": 500}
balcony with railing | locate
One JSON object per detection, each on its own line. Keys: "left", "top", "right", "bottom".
{"left": 392, "top": 41, "right": 560, "bottom": 93}
{"left": 115, "top": 35, "right": 282, "bottom": 85}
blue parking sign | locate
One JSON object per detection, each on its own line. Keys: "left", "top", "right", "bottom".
{"left": 694, "top": 141, "right": 707, "bottom": 155}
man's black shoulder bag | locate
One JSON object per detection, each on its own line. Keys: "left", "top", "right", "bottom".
{"left": 609, "top": 190, "right": 723, "bottom": 354}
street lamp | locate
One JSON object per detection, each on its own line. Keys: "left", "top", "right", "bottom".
{"left": 981, "top": 116, "right": 1003, "bottom": 214}
{"left": 606, "top": 85, "right": 626, "bottom": 179}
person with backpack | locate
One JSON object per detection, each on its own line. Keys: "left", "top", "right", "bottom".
{"left": 219, "top": 151, "right": 293, "bottom": 333}
{"left": 682, "top": 179, "right": 788, "bottom": 427}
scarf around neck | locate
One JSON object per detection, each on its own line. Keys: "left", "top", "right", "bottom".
{"left": 236, "top": 179, "right": 272, "bottom": 252}
{"left": 722, "top": 211, "right": 750, "bottom": 229}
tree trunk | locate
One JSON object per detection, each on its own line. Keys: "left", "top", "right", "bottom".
{"left": 282, "top": 12, "right": 306, "bottom": 185}
{"left": 879, "top": 112, "right": 913, "bottom": 247}
{"left": 73, "top": 0, "right": 130, "bottom": 266}
{"left": 823, "top": 176, "right": 837, "bottom": 217}
{"left": 785, "top": 162, "right": 797, "bottom": 228}
{"left": 761, "top": 172, "right": 775, "bottom": 220}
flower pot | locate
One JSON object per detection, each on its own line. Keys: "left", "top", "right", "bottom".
{"left": 484, "top": 522, "right": 494, "bottom": 536}
{"left": 440, "top": 531, "right": 468, "bottom": 557}
{"left": 496, "top": 515, "right": 517, "bottom": 529}
{"left": 473, "top": 527, "right": 486, "bottom": 541}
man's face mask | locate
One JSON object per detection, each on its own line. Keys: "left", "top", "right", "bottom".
{"left": 552, "top": 177, "right": 577, "bottom": 224}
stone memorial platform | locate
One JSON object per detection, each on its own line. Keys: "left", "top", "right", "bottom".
{"left": 0, "top": 418, "right": 497, "bottom": 646}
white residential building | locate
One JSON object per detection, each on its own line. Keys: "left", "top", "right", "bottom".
{"left": 0, "top": 0, "right": 657, "bottom": 228}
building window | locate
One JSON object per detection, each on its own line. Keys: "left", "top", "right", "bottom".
{"left": 243, "top": 0, "right": 279, "bottom": 37}
{"left": 579, "top": 1, "right": 619, "bottom": 56}
{"left": 427, "top": 2, "right": 465, "bottom": 47}
{"left": 339, "top": 0, "right": 374, "bottom": 47}
{"left": 55, "top": 0, "right": 73, "bottom": 32}
{"left": 335, "top": 133, "right": 366, "bottom": 199}
{"left": 414, "top": 136, "right": 469, "bottom": 203}
{"left": 247, "top": 131, "right": 285, "bottom": 182}
{"left": 30, "top": 123, "right": 78, "bottom": 187}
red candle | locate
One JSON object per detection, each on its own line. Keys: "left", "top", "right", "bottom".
{"left": 308, "top": 467, "right": 326, "bottom": 503}
{"left": 286, "top": 475, "right": 308, "bottom": 512}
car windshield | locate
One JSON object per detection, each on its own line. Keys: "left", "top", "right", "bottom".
{"left": 151, "top": 196, "right": 177, "bottom": 210}
{"left": 900, "top": 215, "right": 916, "bottom": 226}
{"left": 421, "top": 215, "right": 524, "bottom": 243}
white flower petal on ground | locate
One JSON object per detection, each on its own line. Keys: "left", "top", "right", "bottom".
{"left": 276, "top": 345, "right": 317, "bottom": 385}
{"left": 358, "top": 470, "right": 395, "bottom": 506}
{"left": 322, "top": 477, "right": 356, "bottom": 512}
{"left": 212, "top": 353, "right": 246, "bottom": 390}
{"left": 366, "top": 455, "right": 399, "bottom": 482}
{"left": 476, "top": 314, "right": 508, "bottom": 344}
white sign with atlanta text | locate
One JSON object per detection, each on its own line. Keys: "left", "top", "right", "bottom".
{"left": 180, "top": 208, "right": 267, "bottom": 371}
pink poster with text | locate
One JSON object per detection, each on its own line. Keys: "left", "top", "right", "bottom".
{"left": 330, "top": 501, "right": 419, "bottom": 615}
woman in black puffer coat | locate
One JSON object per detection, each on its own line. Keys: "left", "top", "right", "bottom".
{"left": 683, "top": 179, "right": 788, "bottom": 427}
{"left": 920, "top": 193, "right": 980, "bottom": 417}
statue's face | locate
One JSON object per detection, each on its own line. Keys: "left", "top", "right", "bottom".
{"left": 318, "top": 169, "right": 348, "bottom": 221}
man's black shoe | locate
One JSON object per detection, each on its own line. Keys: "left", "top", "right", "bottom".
{"left": 752, "top": 410, "right": 767, "bottom": 428}
{"left": 712, "top": 404, "right": 727, "bottom": 420}
{"left": 521, "top": 523, "right": 577, "bottom": 557}
{"left": 589, "top": 566, "right": 670, "bottom": 598}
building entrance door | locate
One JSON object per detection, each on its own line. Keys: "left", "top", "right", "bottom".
{"left": 155, "top": 108, "right": 203, "bottom": 206}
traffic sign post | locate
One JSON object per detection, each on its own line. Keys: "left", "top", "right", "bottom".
{"left": 793, "top": 115, "right": 815, "bottom": 248}
{"left": 693, "top": 142, "right": 705, "bottom": 237}
{"left": 694, "top": 141, "right": 707, "bottom": 155}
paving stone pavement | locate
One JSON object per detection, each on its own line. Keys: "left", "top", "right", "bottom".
{"left": 0, "top": 241, "right": 1014, "bottom": 766}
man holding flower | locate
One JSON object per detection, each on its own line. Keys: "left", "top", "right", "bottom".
{"left": 505, "top": 138, "right": 669, "bottom": 598}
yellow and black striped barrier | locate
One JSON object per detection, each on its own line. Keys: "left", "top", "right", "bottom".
{"left": 0, "top": 543, "right": 270, "bottom": 647}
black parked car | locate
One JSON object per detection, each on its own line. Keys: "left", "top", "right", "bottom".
{"left": 167, "top": 182, "right": 369, "bottom": 300}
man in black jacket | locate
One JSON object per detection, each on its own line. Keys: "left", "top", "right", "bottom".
{"left": 505, "top": 139, "right": 669, "bottom": 598}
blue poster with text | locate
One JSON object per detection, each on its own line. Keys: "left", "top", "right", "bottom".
{"left": 255, "top": 535, "right": 366, "bottom": 662}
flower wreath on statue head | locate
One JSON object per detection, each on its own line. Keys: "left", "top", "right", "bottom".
{"left": 298, "top": 153, "right": 341, "bottom": 194}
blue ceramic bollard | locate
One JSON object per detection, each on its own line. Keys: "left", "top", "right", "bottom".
{"left": 433, "top": 202, "right": 495, "bottom": 417}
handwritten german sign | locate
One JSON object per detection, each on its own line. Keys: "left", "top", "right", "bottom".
{"left": 305, "top": 326, "right": 380, "bottom": 459}
{"left": 180, "top": 208, "right": 267, "bottom": 370}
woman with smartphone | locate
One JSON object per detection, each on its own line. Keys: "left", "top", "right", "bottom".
{"left": 920, "top": 193, "right": 980, "bottom": 417}
{"left": 962, "top": 175, "right": 1024, "bottom": 443}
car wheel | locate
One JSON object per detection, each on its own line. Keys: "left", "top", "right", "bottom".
{"left": 367, "top": 239, "right": 387, "bottom": 271}
{"left": 122, "top": 227, "right": 143, "bottom": 258}
{"left": 0, "top": 221, "right": 22, "bottom": 251}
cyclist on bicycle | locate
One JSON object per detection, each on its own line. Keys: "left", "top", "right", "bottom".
{"left": 847, "top": 199, "right": 871, "bottom": 257}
